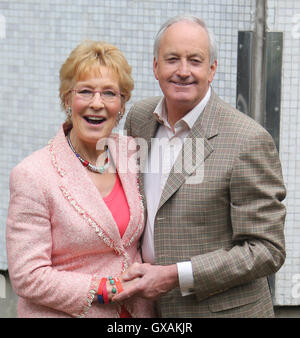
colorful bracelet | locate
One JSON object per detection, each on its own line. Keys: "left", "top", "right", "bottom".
{"left": 102, "top": 281, "right": 109, "bottom": 304}
{"left": 108, "top": 276, "right": 117, "bottom": 295}
{"left": 97, "top": 277, "right": 107, "bottom": 304}
{"left": 114, "top": 277, "right": 124, "bottom": 294}
{"left": 98, "top": 276, "right": 124, "bottom": 304}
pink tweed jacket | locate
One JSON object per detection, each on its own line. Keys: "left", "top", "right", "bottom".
{"left": 6, "top": 124, "right": 155, "bottom": 318}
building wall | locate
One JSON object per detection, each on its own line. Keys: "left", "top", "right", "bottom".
{"left": 0, "top": 0, "right": 255, "bottom": 269}
{"left": 267, "top": 0, "right": 300, "bottom": 306}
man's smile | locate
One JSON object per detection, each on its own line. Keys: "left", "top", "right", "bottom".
{"left": 170, "top": 80, "right": 197, "bottom": 86}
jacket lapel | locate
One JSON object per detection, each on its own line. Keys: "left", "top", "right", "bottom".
{"left": 144, "top": 115, "right": 159, "bottom": 146}
{"left": 158, "top": 90, "right": 221, "bottom": 210}
{"left": 49, "top": 126, "right": 142, "bottom": 254}
{"left": 136, "top": 113, "right": 159, "bottom": 197}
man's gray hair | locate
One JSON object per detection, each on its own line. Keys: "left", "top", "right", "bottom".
{"left": 153, "top": 14, "right": 218, "bottom": 66}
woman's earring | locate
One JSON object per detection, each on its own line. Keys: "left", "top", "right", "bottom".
{"left": 67, "top": 107, "right": 72, "bottom": 119}
{"left": 116, "top": 112, "right": 123, "bottom": 125}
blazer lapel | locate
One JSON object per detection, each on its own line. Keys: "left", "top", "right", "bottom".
{"left": 136, "top": 113, "right": 159, "bottom": 197}
{"left": 139, "top": 113, "right": 159, "bottom": 148}
{"left": 158, "top": 90, "right": 221, "bottom": 210}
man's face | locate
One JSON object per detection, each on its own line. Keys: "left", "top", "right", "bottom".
{"left": 153, "top": 21, "right": 217, "bottom": 115}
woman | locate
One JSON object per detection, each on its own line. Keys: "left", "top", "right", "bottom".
{"left": 6, "top": 40, "right": 155, "bottom": 318}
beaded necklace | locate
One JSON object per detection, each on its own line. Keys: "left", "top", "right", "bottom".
{"left": 67, "top": 133, "right": 110, "bottom": 174}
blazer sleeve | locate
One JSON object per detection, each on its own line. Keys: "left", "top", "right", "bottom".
{"left": 191, "top": 129, "right": 286, "bottom": 301}
{"left": 6, "top": 164, "right": 100, "bottom": 317}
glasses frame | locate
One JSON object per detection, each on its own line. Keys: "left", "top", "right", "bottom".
{"left": 71, "top": 89, "right": 123, "bottom": 102}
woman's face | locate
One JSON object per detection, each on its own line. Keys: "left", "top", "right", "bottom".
{"left": 67, "top": 66, "right": 123, "bottom": 147}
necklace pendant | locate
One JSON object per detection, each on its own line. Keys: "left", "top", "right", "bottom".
{"left": 67, "top": 132, "right": 110, "bottom": 174}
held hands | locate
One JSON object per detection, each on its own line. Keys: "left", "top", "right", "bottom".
{"left": 107, "top": 277, "right": 141, "bottom": 301}
{"left": 112, "top": 262, "right": 179, "bottom": 303}
{"left": 96, "top": 276, "right": 141, "bottom": 304}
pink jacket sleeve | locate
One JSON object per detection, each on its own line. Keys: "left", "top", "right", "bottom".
{"left": 6, "top": 165, "right": 99, "bottom": 317}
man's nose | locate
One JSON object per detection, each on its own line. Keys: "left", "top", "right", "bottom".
{"left": 176, "top": 60, "right": 191, "bottom": 77}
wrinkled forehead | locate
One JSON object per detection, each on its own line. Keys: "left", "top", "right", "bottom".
{"left": 161, "top": 21, "right": 210, "bottom": 51}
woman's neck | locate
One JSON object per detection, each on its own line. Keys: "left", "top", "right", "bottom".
{"left": 69, "top": 130, "right": 107, "bottom": 165}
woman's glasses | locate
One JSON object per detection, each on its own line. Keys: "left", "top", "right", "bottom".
{"left": 72, "top": 89, "right": 122, "bottom": 102}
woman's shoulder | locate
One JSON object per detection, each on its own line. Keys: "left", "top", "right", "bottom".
{"left": 109, "top": 132, "right": 136, "bottom": 147}
{"left": 109, "top": 132, "right": 139, "bottom": 174}
{"left": 11, "top": 126, "right": 65, "bottom": 178}
{"left": 110, "top": 131, "right": 134, "bottom": 140}
{"left": 10, "top": 144, "right": 50, "bottom": 180}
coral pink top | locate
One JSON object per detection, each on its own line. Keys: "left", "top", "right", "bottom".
{"left": 103, "top": 174, "right": 132, "bottom": 318}
{"left": 103, "top": 174, "right": 130, "bottom": 238}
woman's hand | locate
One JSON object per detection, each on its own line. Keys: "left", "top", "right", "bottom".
{"left": 112, "top": 262, "right": 179, "bottom": 302}
{"left": 107, "top": 276, "right": 141, "bottom": 302}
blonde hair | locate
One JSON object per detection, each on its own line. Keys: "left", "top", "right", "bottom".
{"left": 59, "top": 40, "right": 134, "bottom": 116}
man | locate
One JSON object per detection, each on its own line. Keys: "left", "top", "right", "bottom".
{"left": 113, "top": 14, "right": 286, "bottom": 317}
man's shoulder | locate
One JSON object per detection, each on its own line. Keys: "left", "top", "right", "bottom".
{"left": 212, "top": 93, "right": 274, "bottom": 143}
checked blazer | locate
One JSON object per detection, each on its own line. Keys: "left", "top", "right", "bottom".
{"left": 125, "top": 90, "right": 286, "bottom": 318}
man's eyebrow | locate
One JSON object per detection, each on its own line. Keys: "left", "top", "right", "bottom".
{"left": 163, "top": 51, "right": 206, "bottom": 59}
{"left": 187, "top": 52, "right": 205, "bottom": 59}
{"left": 163, "top": 52, "right": 179, "bottom": 57}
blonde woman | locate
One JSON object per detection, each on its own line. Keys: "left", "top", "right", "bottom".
{"left": 6, "top": 40, "right": 155, "bottom": 318}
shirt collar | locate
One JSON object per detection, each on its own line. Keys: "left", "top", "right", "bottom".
{"left": 153, "top": 86, "right": 211, "bottom": 130}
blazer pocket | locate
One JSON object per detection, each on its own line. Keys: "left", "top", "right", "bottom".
{"left": 208, "top": 279, "right": 264, "bottom": 313}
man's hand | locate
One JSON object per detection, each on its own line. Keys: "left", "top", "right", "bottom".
{"left": 112, "top": 262, "right": 179, "bottom": 302}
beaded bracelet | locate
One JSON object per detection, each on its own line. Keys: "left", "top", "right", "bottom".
{"left": 102, "top": 281, "right": 109, "bottom": 304}
{"left": 114, "top": 277, "right": 124, "bottom": 294}
{"left": 98, "top": 276, "right": 124, "bottom": 304}
{"left": 108, "top": 276, "right": 117, "bottom": 295}
{"left": 97, "top": 277, "right": 107, "bottom": 304}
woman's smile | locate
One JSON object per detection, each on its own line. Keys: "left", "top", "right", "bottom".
{"left": 83, "top": 115, "right": 107, "bottom": 126}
